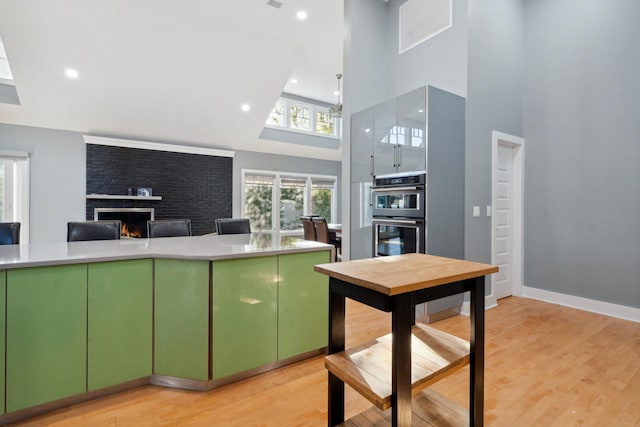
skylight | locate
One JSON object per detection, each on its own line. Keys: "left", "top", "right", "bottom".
{"left": 0, "top": 36, "right": 15, "bottom": 84}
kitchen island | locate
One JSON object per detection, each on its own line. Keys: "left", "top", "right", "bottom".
{"left": 0, "top": 234, "right": 332, "bottom": 424}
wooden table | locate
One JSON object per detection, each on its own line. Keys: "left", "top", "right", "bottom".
{"left": 328, "top": 223, "right": 342, "bottom": 233}
{"left": 315, "top": 253, "right": 498, "bottom": 427}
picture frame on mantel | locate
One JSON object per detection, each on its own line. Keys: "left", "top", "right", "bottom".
{"left": 137, "top": 187, "right": 152, "bottom": 197}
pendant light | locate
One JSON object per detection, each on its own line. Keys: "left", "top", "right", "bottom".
{"left": 329, "top": 73, "right": 343, "bottom": 118}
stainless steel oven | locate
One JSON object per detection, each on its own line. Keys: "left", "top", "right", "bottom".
{"left": 372, "top": 174, "right": 425, "bottom": 218}
{"left": 372, "top": 173, "right": 426, "bottom": 257}
{"left": 373, "top": 217, "right": 425, "bottom": 256}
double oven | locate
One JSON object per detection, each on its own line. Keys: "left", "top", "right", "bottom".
{"left": 372, "top": 173, "right": 426, "bottom": 257}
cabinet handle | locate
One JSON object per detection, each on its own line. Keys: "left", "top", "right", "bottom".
{"left": 370, "top": 155, "right": 374, "bottom": 176}
{"left": 397, "top": 145, "right": 401, "bottom": 168}
{"left": 393, "top": 145, "right": 397, "bottom": 167}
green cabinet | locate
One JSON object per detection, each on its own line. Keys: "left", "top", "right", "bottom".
{"left": 278, "top": 251, "right": 330, "bottom": 360}
{"left": 154, "top": 259, "right": 209, "bottom": 381}
{"left": 87, "top": 259, "right": 153, "bottom": 390}
{"left": 0, "top": 271, "right": 5, "bottom": 414}
{"left": 212, "top": 256, "right": 278, "bottom": 380}
{"left": 6, "top": 264, "right": 87, "bottom": 412}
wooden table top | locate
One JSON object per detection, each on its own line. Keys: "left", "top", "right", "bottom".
{"left": 314, "top": 253, "right": 498, "bottom": 296}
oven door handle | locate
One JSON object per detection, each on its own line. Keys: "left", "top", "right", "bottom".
{"left": 371, "top": 186, "right": 421, "bottom": 193}
{"left": 372, "top": 218, "right": 420, "bottom": 225}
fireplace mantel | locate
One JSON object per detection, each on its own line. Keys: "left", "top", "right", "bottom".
{"left": 86, "top": 194, "right": 162, "bottom": 201}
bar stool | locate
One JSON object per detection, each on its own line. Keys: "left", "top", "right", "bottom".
{"left": 215, "top": 218, "right": 251, "bottom": 235}
{"left": 0, "top": 222, "right": 21, "bottom": 245}
{"left": 147, "top": 219, "right": 192, "bottom": 238}
{"left": 67, "top": 221, "right": 121, "bottom": 242}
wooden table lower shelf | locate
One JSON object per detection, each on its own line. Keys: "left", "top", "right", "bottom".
{"left": 315, "top": 254, "right": 498, "bottom": 426}
{"left": 339, "top": 389, "right": 468, "bottom": 427}
{"left": 325, "top": 323, "right": 470, "bottom": 410}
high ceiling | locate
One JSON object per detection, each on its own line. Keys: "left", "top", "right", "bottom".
{"left": 0, "top": 0, "right": 344, "bottom": 160}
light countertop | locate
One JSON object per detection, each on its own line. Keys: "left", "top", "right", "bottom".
{"left": 0, "top": 233, "right": 332, "bottom": 269}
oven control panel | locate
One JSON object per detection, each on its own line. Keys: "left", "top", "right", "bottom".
{"left": 374, "top": 173, "right": 425, "bottom": 187}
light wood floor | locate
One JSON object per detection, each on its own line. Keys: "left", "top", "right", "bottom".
{"left": 13, "top": 297, "right": 640, "bottom": 426}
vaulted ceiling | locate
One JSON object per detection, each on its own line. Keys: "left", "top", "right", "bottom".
{"left": 0, "top": 0, "right": 343, "bottom": 160}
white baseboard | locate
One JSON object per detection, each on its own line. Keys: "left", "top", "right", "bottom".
{"left": 460, "top": 289, "right": 640, "bottom": 324}
{"left": 460, "top": 294, "right": 498, "bottom": 317}
{"left": 522, "top": 286, "right": 640, "bottom": 323}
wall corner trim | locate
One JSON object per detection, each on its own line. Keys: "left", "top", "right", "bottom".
{"left": 83, "top": 135, "right": 235, "bottom": 158}
{"left": 522, "top": 286, "right": 640, "bottom": 323}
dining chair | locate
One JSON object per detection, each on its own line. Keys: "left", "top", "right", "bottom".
{"left": 0, "top": 222, "right": 21, "bottom": 245}
{"left": 300, "top": 216, "right": 317, "bottom": 241}
{"left": 312, "top": 217, "right": 341, "bottom": 261}
{"left": 215, "top": 218, "right": 251, "bottom": 235}
{"left": 147, "top": 219, "right": 192, "bottom": 238}
{"left": 67, "top": 220, "right": 122, "bottom": 242}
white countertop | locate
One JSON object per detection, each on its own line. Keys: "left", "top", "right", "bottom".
{"left": 0, "top": 233, "right": 333, "bottom": 269}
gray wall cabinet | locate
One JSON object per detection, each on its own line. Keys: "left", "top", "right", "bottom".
{"left": 372, "top": 88, "right": 427, "bottom": 176}
{"left": 350, "top": 85, "right": 465, "bottom": 319}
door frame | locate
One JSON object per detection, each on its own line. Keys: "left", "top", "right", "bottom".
{"left": 491, "top": 131, "right": 525, "bottom": 302}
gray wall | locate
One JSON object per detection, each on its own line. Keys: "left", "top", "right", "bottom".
{"left": 342, "top": 0, "right": 393, "bottom": 259}
{"left": 387, "top": 0, "right": 468, "bottom": 97}
{"left": 523, "top": 0, "right": 640, "bottom": 307}
{"left": 465, "top": 0, "right": 525, "bottom": 264}
{"left": 0, "top": 83, "right": 20, "bottom": 105}
{"left": 232, "top": 150, "right": 342, "bottom": 221}
{"left": 0, "top": 123, "right": 86, "bottom": 243}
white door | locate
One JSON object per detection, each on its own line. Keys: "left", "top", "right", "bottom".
{"left": 493, "top": 143, "right": 514, "bottom": 299}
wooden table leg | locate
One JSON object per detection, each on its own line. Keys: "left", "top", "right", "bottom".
{"left": 328, "top": 280, "right": 346, "bottom": 426}
{"left": 470, "top": 276, "right": 485, "bottom": 427}
{"left": 391, "top": 293, "right": 413, "bottom": 427}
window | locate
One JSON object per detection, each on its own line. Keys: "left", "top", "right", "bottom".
{"left": 0, "top": 151, "right": 30, "bottom": 242}
{"left": 310, "top": 179, "right": 335, "bottom": 222}
{"left": 280, "top": 177, "right": 306, "bottom": 230}
{"left": 244, "top": 174, "right": 274, "bottom": 232}
{"left": 265, "top": 97, "right": 340, "bottom": 140}
{"left": 0, "top": 36, "right": 14, "bottom": 83}
{"left": 290, "top": 104, "right": 311, "bottom": 131}
{"left": 266, "top": 100, "right": 285, "bottom": 127}
{"left": 242, "top": 170, "right": 337, "bottom": 234}
{"left": 316, "top": 111, "right": 336, "bottom": 136}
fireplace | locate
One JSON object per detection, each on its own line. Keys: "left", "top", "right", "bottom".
{"left": 94, "top": 208, "right": 154, "bottom": 238}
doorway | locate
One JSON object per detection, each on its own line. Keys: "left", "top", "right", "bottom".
{"left": 491, "top": 131, "right": 524, "bottom": 300}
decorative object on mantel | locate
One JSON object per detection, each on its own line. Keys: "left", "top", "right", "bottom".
{"left": 86, "top": 194, "right": 162, "bottom": 201}
{"left": 137, "top": 187, "right": 153, "bottom": 197}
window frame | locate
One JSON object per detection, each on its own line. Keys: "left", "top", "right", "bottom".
{"left": 0, "top": 150, "right": 30, "bottom": 243}
{"left": 241, "top": 169, "right": 338, "bottom": 235}
{"left": 264, "top": 97, "right": 341, "bottom": 140}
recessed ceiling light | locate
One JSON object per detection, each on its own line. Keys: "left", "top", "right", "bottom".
{"left": 418, "top": 109, "right": 424, "bottom": 113}
{"left": 296, "top": 10, "right": 308, "bottom": 20}
{"left": 65, "top": 68, "right": 79, "bottom": 79}
{"left": 241, "top": 103, "right": 251, "bottom": 112}
{"left": 291, "top": 78, "right": 298, "bottom": 84}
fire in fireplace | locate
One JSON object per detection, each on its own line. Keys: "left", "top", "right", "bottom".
{"left": 94, "top": 208, "right": 154, "bottom": 238}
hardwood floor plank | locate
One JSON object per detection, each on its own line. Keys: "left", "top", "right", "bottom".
{"left": 11, "top": 297, "right": 640, "bottom": 426}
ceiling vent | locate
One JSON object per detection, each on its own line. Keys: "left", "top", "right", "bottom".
{"left": 399, "top": 0, "right": 452, "bottom": 54}
{"left": 267, "top": 0, "right": 283, "bottom": 8}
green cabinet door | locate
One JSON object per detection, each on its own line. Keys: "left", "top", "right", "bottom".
{"left": 278, "top": 251, "right": 330, "bottom": 360}
{"left": 212, "top": 256, "right": 278, "bottom": 380}
{"left": 155, "top": 259, "right": 209, "bottom": 381}
{"left": 87, "top": 259, "right": 153, "bottom": 391}
{"left": 0, "top": 271, "right": 5, "bottom": 414}
{"left": 6, "top": 264, "right": 87, "bottom": 412}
